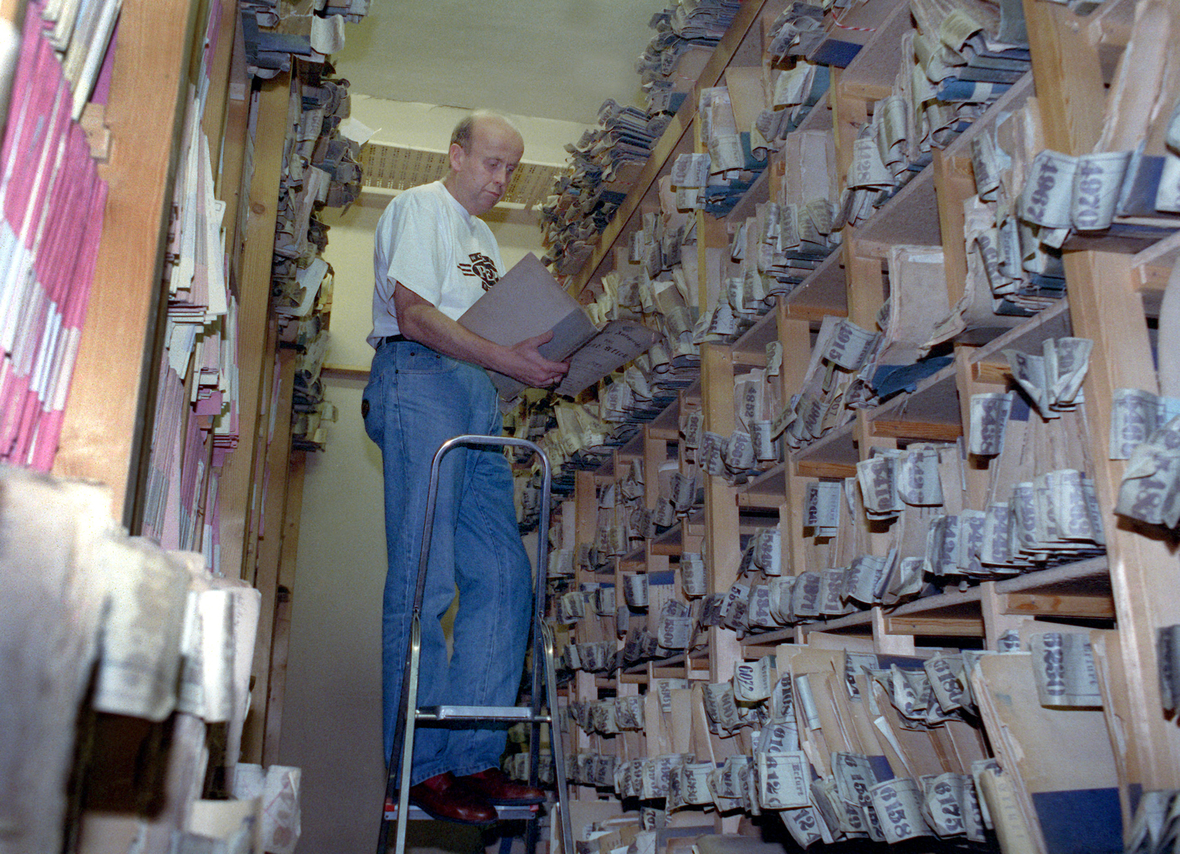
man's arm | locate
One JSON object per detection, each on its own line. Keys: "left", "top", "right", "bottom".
{"left": 394, "top": 283, "right": 569, "bottom": 388}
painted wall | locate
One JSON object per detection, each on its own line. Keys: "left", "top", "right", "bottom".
{"left": 351, "top": 97, "right": 587, "bottom": 167}
{"left": 277, "top": 171, "right": 550, "bottom": 851}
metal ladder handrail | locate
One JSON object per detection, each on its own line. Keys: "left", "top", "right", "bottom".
{"left": 376, "top": 435, "right": 573, "bottom": 854}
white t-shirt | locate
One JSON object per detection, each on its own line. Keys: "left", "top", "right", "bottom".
{"left": 368, "top": 181, "right": 505, "bottom": 348}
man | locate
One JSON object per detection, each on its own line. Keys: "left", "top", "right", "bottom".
{"left": 362, "top": 111, "right": 568, "bottom": 824}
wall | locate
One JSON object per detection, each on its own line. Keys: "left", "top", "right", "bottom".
{"left": 278, "top": 169, "right": 551, "bottom": 850}
{"left": 351, "top": 97, "right": 587, "bottom": 166}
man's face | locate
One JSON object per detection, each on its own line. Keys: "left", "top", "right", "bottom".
{"left": 447, "top": 118, "right": 524, "bottom": 216}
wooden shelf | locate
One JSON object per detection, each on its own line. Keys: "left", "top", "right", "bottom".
{"left": 567, "top": 0, "right": 778, "bottom": 297}
{"left": 737, "top": 462, "right": 786, "bottom": 510}
{"left": 783, "top": 249, "right": 848, "bottom": 322}
{"left": 793, "top": 418, "right": 859, "bottom": 478}
{"left": 547, "top": 0, "right": 1180, "bottom": 835}
{"left": 851, "top": 168, "right": 940, "bottom": 256}
{"left": 742, "top": 557, "right": 1113, "bottom": 651}
{"left": 866, "top": 362, "right": 961, "bottom": 443}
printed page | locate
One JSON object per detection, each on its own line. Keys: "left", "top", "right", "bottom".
{"left": 556, "top": 319, "right": 656, "bottom": 398}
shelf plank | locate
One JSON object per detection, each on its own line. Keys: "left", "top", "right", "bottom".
{"left": 739, "top": 557, "right": 1113, "bottom": 652}
{"left": 53, "top": 0, "right": 200, "bottom": 523}
{"left": 851, "top": 168, "right": 941, "bottom": 254}
{"left": 217, "top": 75, "right": 290, "bottom": 579}
{"left": 1003, "top": 592, "right": 1115, "bottom": 620}
{"left": 567, "top": 0, "right": 773, "bottom": 296}
{"left": 884, "top": 614, "right": 985, "bottom": 637}
{"left": 784, "top": 247, "right": 848, "bottom": 322}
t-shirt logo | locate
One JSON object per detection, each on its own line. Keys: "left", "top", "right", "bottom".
{"left": 458, "top": 253, "right": 499, "bottom": 291}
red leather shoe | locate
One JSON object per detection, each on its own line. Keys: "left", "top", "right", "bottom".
{"left": 459, "top": 768, "right": 546, "bottom": 805}
{"left": 408, "top": 772, "right": 497, "bottom": 825}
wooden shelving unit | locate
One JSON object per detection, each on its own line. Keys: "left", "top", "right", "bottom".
{"left": 545, "top": 0, "right": 1180, "bottom": 849}
{"left": 2, "top": 0, "right": 358, "bottom": 847}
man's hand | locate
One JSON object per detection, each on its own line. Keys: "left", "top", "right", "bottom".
{"left": 505, "top": 331, "right": 569, "bottom": 388}
{"left": 394, "top": 283, "right": 569, "bottom": 389}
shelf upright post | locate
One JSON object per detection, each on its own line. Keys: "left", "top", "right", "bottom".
{"left": 1025, "top": 0, "right": 1180, "bottom": 794}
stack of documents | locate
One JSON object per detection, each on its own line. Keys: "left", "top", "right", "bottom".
{"left": 40, "top": 0, "right": 120, "bottom": 120}
{"left": 143, "top": 60, "right": 240, "bottom": 552}
{"left": 274, "top": 74, "right": 354, "bottom": 453}
{"left": 0, "top": 0, "right": 108, "bottom": 471}
{"left": 929, "top": 97, "right": 1065, "bottom": 351}
{"left": 1016, "top": 0, "right": 1180, "bottom": 256}
{"left": 239, "top": 0, "right": 370, "bottom": 76}
{"left": 2, "top": 464, "right": 270, "bottom": 854}
{"left": 541, "top": 100, "right": 666, "bottom": 276}
{"left": 837, "top": 0, "right": 1031, "bottom": 230}
{"left": 726, "top": 149, "right": 841, "bottom": 307}
{"left": 866, "top": 246, "right": 953, "bottom": 397}
{"left": 638, "top": 0, "right": 739, "bottom": 115}
{"left": 910, "top": 0, "right": 1030, "bottom": 107}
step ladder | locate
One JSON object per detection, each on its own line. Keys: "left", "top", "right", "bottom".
{"left": 376, "top": 435, "right": 574, "bottom": 854}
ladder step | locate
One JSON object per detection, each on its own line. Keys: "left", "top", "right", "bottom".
{"left": 384, "top": 800, "right": 542, "bottom": 822}
{"left": 414, "top": 705, "right": 552, "bottom": 723}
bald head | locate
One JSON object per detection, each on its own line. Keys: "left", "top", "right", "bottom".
{"left": 451, "top": 111, "right": 523, "bottom": 152}
{"left": 443, "top": 111, "right": 525, "bottom": 216}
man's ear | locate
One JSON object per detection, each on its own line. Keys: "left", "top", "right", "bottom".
{"left": 448, "top": 142, "right": 465, "bottom": 173}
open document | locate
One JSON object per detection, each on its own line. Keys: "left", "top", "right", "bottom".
{"left": 460, "top": 253, "right": 655, "bottom": 398}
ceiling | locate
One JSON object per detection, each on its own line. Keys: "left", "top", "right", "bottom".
{"left": 333, "top": 0, "right": 671, "bottom": 127}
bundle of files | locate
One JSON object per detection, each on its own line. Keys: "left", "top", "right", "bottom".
{"left": 540, "top": 100, "right": 665, "bottom": 275}
{"left": 239, "top": 0, "right": 370, "bottom": 76}
{"left": 909, "top": 0, "right": 1030, "bottom": 115}
{"left": 543, "top": 1, "right": 745, "bottom": 277}
{"left": 638, "top": 0, "right": 741, "bottom": 116}
{"left": 676, "top": 363, "right": 785, "bottom": 491}
{"left": 530, "top": 205, "right": 706, "bottom": 487}
{"left": 559, "top": 642, "right": 998, "bottom": 846}
{"left": 144, "top": 62, "right": 355, "bottom": 554}
{"left": 557, "top": 598, "right": 1125, "bottom": 849}
{"left": 774, "top": 315, "right": 881, "bottom": 452}
{"left": 727, "top": 197, "right": 840, "bottom": 314}
{"left": 38, "top": 0, "right": 120, "bottom": 121}
{"left": 300, "top": 75, "right": 366, "bottom": 208}
{"left": 145, "top": 54, "right": 238, "bottom": 551}
{"left": 0, "top": 465, "right": 304, "bottom": 854}
{"left": 273, "top": 73, "right": 357, "bottom": 263}
{"left": 971, "top": 644, "right": 1124, "bottom": 853}
{"left": 535, "top": 397, "right": 625, "bottom": 493}
{"left": 753, "top": 63, "right": 831, "bottom": 164}
{"left": 1123, "top": 789, "right": 1180, "bottom": 854}
{"left": 559, "top": 633, "right": 1124, "bottom": 853}
{"left": 290, "top": 321, "right": 339, "bottom": 453}
{"left": 1015, "top": 0, "right": 1180, "bottom": 255}
{"left": 0, "top": 0, "right": 109, "bottom": 471}
{"left": 764, "top": 3, "right": 828, "bottom": 63}
{"left": 929, "top": 94, "right": 1067, "bottom": 353}
{"left": 862, "top": 246, "right": 955, "bottom": 398}
{"left": 693, "top": 86, "right": 770, "bottom": 218}
{"left": 1112, "top": 388, "right": 1180, "bottom": 530}
{"left": 565, "top": 461, "right": 703, "bottom": 564}
{"left": 838, "top": 0, "right": 1030, "bottom": 229}
{"left": 701, "top": 408, "right": 1104, "bottom": 636}
{"left": 274, "top": 70, "right": 358, "bottom": 453}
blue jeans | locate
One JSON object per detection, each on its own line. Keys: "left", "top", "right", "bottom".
{"left": 362, "top": 339, "right": 533, "bottom": 785}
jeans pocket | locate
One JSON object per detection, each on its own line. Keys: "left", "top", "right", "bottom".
{"left": 397, "top": 343, "right": 456, "bottom": 374}
{"left": 362, "top": 375, "right": 382, "bottom": 445}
